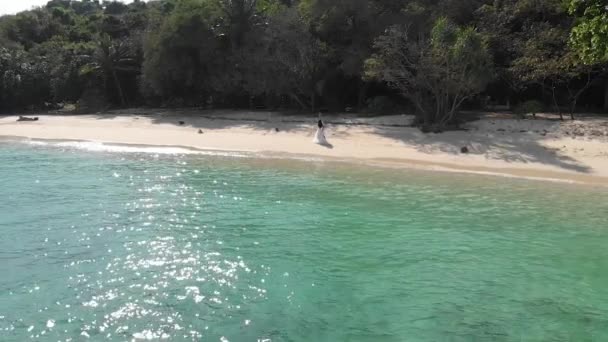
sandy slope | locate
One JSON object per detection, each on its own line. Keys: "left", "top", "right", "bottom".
{"left": 2, "top": 110, "right": 608, "bottom": 185}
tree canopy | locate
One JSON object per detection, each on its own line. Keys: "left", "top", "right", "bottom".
{"left": 568, "top": 0, "right": 608, "bottom": 64}
{"left": 1, "top": 0, "right": 607, "bottom": 125}
{"left": 365, "top": 18, "right": 493, "bottom": 128}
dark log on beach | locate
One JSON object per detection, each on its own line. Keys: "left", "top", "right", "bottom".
{"left": 17, "top": 116, "right": 39, "bottom": 122}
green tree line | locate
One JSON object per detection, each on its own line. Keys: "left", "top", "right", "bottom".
{"left": 0, "top": 0, "right": 607, "bottom": 128}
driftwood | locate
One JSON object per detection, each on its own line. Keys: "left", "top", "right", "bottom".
{"left": 17, "top": 116, "right": 39, "bottom": 122}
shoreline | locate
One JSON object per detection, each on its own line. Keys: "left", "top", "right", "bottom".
{"left": 2, "top": 112, "right": 608, "bottom": 186}
{"left": 3, "top": 136, "right": 603, "bottom": 186}
{"left": 3, "top": 137, "right": 606, "bottom": 188}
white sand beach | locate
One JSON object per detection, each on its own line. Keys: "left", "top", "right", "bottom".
{"left": 2, "top": 110, "right": 608, "bottom": 185}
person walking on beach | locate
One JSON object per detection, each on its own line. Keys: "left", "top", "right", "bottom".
{"left": 313, "top": 119, "right": 329, "bottom": 145}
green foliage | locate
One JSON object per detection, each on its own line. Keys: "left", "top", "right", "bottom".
{"left": 477, "top": 0, "right": 571, "bottom": 93}
{"left": 4, "top": 9, "right": 65, "bottom": 49}
{"left": 365, "top": 17, "right": 494, "bottom": 128}
{"left": 475, "top": 0, "right": 603, "bottom": 118}
{"left": 31, "top": 39, "right": 92, "bottom": 102}
{"left": 508, "top": 21, "right": 588, "bottom": 100}
{"left": 141, "top": 0, "right": 221, "bottom": 101}
{"left": 0, "top": 0, "right": 607, "bottom": 116}
{"left": 0, "top": 47, "right": 52, "bottom": 109}
{"left": 256, "top": 0, "right": 284, "bottom": 16}
{"left": 568, "top": 0, "right": 608, "bottom": 64}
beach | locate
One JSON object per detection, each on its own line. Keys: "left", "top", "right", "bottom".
{"left": 2, "top": 110, "right": 608, "bottom": 185}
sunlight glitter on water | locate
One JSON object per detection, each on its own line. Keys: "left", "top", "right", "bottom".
{"left": 0, "top": 152, "right": 268, "bottom": 340}
{"left": 73, "top": 205, "right": 262, "bottom": 340}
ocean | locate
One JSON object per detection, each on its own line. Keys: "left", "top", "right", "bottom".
{"left": 1, "top": 140, "right": 608, "bottom": 341}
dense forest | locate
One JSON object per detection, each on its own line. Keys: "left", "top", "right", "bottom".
{"left": 1, "top": 0, "right": 607, "bottom": 128}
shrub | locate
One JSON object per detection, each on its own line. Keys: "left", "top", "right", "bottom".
{"left": 366, "top": 96, "right": 397, "bottom": 114}
{"left": 514, "top": 100, "right": 544, "bottom": 119}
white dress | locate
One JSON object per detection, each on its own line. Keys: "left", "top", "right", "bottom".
{"left": 313, "top": 127, "right": 328, "bottom": 145}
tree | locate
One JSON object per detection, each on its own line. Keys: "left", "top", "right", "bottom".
{"left": 568, "top": 0, "right": 608, "bottom": 111}
{"left": 29, "top": 39, "right": 90, "bottom": 103}
{"left": 208, "top": 0, "right": 288, "bottom": 108}
{"left": 225, "top": 19, "right": 290, "bottom": 109}
{"left": 217, "top": 0, "right": 259, "bottom": 49}
{"left": 365, "top": 17, "right": 494, "bottom": 129}
{"left": 141, "top": 0, "right": 222, "bottom": 103}
{"left": 510, "top": 22, "right": 599, "bottom": 120}
{"left": 3, "top": 0, "right": 608, "bottom": 115}
{"left": 267, "top": 7, "right": 329, "bottom": 112}
{"left": 81, "top": 35, "right": 139, "bottom": 106}
{"left": 568, "top": 0, "right": 608, "bottom": 64}
{"left": 300, "top": 0, "right": 380, "bottom": 109}
{"left": 477, "top": 0, "right": 584, "bottom": 106}
{"left": 3, "top": 9, "right": 64, "bottom": 49}
{"left": 0, "top": 47, "right": 52, "bottom": 111}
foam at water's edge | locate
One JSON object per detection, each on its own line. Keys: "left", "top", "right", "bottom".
{"left": 53, "top": 141, "right": 209, "bottom": 155}
{"left": 3, "top": 138, "right": 251, "bottom": 157}
{"left": 2, "top": 137, "right": 332, "bottom": 162}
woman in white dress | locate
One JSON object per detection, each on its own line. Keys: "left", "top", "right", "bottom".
{"left": 313, "top": 119, "right": 329, "bottom": 145}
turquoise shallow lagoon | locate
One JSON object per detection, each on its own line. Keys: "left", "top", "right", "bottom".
{"left": 1, "top": 141, "right": 608, "bottom": 341}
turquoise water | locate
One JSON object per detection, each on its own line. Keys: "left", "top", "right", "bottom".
{"left": 1, "top": 141, "right": 608, "bottom": 342}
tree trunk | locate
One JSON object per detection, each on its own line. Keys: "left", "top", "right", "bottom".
{"left": 289, "top": 92, "right": 307, "bottom": 110}
{"left": 111, "top": 69, "right": 126, "bottom": 107}
{"left": 433, "top": 92, "right": 443, "bottom": 125}
{"left": 604, "top": 79, "right": 608, "bottom": 112}
{"left": 264, "top": 93, "right": 274, "bottom": 110}
{"left": 570, "top": 100, "right": 576, "bottom": 120}
{"left": 311, "top": 89, "right": 316, "bottom": 113}
{"left": 569, "top": 72, "right": 594, "bottom": 120}
{"left": 551, "top": 86, "right": 562, "bottom": 120}
{"left": 357, "top": 82, "right": 369, "bottom": 110}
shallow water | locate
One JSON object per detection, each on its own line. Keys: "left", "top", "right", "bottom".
{"left": 1, "top": 141, "right": 608, "bottom": 341}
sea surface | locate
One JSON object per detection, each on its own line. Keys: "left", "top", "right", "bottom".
{"left": 1, "top": 140, "right": 608, "bottom": 342}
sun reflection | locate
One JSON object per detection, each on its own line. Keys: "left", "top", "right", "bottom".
{"left": 61, "top": 170, "right": 268, "bottom": 341}
{"left": 2, "top": 153, "right": 289, "bottom": 342}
